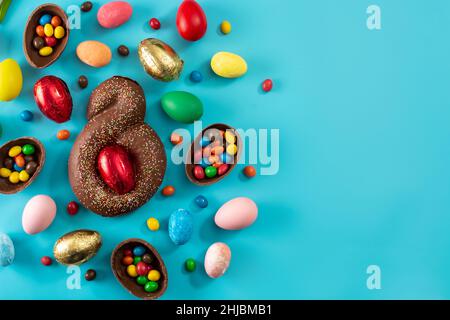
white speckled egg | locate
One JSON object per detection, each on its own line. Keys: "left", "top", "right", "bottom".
{"left": 22, "top": 195, "right": 57, "bottom": 235}
{"left": 204, "top": 242, "right": 231, "bottom": 278}
{"left": 0, "top": 233, "right": 15, "bottom": 267}
{"left": 214, "top": 197, "right": 258, "bottom": 230}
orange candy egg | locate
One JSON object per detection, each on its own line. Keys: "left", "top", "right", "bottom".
{"left": 57, "top": 129, "right": 70, "bottom": 140}
{"left": 243, "top": 165, "right": 257, "bottom": 178}
{"left": 162, "top": 185, "right": 175, "bottom": 196}
{"left": 122, "top": 256, "right": 133, "bottom": 266}
{"left": 211, "top": 146, "right": 224, "bottom": 155}
{"left": 51, "top": 16, "right": 62, "bottom": 27}
{"left": 170, "top": 132, "right": 183, "bottom": 145}
{"left": 14, "top": 155, "right": 25, "bottom": 168}
{"left": 36, "top": 25, "right": 45, "bottom": 37}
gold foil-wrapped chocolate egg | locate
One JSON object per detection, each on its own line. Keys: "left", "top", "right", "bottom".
{"left": 138, "top": 38, "right": 184, "bottom": 82}
{"left": 53, "top": 230, "right": 102, "bottom": 265}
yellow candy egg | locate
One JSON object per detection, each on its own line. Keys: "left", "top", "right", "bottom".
{"left": 220, "top": 21, "right": 232, "bottom": 34}
{"left": 0, "top": 168, "right": 11, "bottom": 178}
{"left": 54, "top": 26, "right": 65, "bottom": 39}
{"left": 19, "top": 170, "right": 30, "bottom": 182}
{"left": 0, "top": 58, "right": 23, "bottom": 102}
{"left": 148, "top": 269, "right": 161, "bottom": 281}
{"left": 147, "top": 217, "right": 160, "bottom": 231}
{"left": 127, "top": 265, "right": 138, "bottom": 277}
{"left": 8, "top": 146, "right": 21, "bottom": 157}
{"left": 39, "top": 46, "right": 53, "bottom": 57}
{"left": 226, "top": 144, "right": 238, "bottom": 156}
{"left": 224, "top": 131, "right": 236, "bottom": 144}
{"left": 9, "top": 172, "right": 20, "bottom": 184}
{"left": 211, "top": 52, "right": 247, "bottom": 78}
{"left": 44, "top": 24, "right": 54, "bottom": 37}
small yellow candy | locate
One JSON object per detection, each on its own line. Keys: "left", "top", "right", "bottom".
{"left": 224, "top": 131, "right": 236, "bottom": 144}
{"left": 147, "top": 217, "right": 160, "bottom": 231}
{"left": 127, "top": 265, "right": 138, "bottom": 277}
{"left": 220, "top": 20, "right": 232, "bottom": 34}
{"left": 0, "top": 168, "right": 11, "bottom": 178}
{"left": 19, "top": 170, "right": 29, "bottom": 182}
{"left": 44, "top": 23, "right": 54, "bottom": 37}
{"left": 39, "top": 46, "right": 53, "bottom": 57}
{"left": 226, "top": 144, "right": 237, "bottom": 155}
{"left": 9, "top": 171, "right": 20, "bottom": 184}
{"left": 148, "top": 270, "right": 161, "bottom": 282}
{"left": 8, "top": 146, "right": 22, "bottom": 157}
{"left": 54, "top": 26, "right": 65, "bottom": 39}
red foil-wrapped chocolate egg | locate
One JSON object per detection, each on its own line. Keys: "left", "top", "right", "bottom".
{"left": 97, "top": 145, "right": 136, "bottom": 195}
{"left": 33, "top": 75, "right": 72, "bottom": 123}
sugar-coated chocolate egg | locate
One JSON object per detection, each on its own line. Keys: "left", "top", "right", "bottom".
{"left": 0, "top": 58, "right": 23, "bottom": 102}
{"left": 204, "top": 242, "right": 231, "bottom": 278}
{"left": 22, "top": 195, "right": 57, "bottom": 235}
{"left": 168, "top": 208, "right": 193, "bottom": 245}
{"left": 211, "top": 52, "right": 247, "bottom": 78}
{"left": 133, "top": 246, "right": 146, "bottom": 256}
{"left": 76, "top": 41, "right": 112, "bottom": 68}
{"left": 214, "top": 197, "right": 258, "bottom": 230}
{"left": 176, "top": 0, "right": 207, "bottom": 41}
{"left": 161, "top": 91, "right": 203, "bottom": 123}
{"left": 97, "top": 1, "right": 133, "bottom": 29}
{"left": 0, "top": 233, "right": 14, "bottom": 267}
{"left": 53, "top": 230, "right": 102, "bottom": 265}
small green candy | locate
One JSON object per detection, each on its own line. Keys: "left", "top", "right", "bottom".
{"left": 134, "top": 256, "right": 142, "bottom": 265}
{"left": 22, "top": 144, "right": 35, "bottom": 155}
{"left": 144, "top": 281, "right": 158, "bottom": 293}
{"left": 185, "top": 258, "right": 196, "bottom": 272}
{"left": 136, "top": 276, "right": 148, "bottom": 286}
{"left": 205, "top": 166, "right": 217, "bottom": 178}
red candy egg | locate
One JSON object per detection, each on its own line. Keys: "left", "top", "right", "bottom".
{"left": 217, "top": 164, "right": 229, "bottom": 176}
{"left": 97, "top": 145, "right": 136, "bottom": 195}
{"left": 149, "top": 18, "right": 161, "bottom": 30}
{"left": 176, "top": 0, "right": 207, "bottom": 41}
{"left": 67, "top": 201, "right": 79, "bottom": 215}
{"left": 45, "top": 36, "right": 57, "bottom": 47}
{"left": 136, "top": 262, "right": 149, "bottom": 276}
{"left": 41, "top": 256, "right": 52, "bottom": 266}
{"left": 262, "top": 79, "right": 273, "bottom": 92}
{"left": 123, "top": 249, "right": 133, "bottom": 257}
{"left": 33, "top": 76, "right": 73, "bottom": 123}
{"left": 193, "top": 165, "right": 205, "bottom": 180}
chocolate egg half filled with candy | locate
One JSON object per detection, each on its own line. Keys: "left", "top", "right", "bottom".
{"left": 138, "top": 38, "right": 183, "bottom": 82}
{"left": 53, "top": 230, "right": 102, "bottom": 265}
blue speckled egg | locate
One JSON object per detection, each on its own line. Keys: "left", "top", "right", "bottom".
{"left": 168, "top": 209, "right": 193, "bottom": 245}
{"left": 0, "top": 233, "right": 15, "bottom": 267}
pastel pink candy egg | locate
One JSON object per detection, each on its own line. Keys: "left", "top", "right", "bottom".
{"left": 97, "top": 1, "right": 133, "bottom": 29}
{"left": 204, "top": 242, "right": 231, "bottom": 278}
{"left": 22, "top": 195, "right": 57, "bottom": 235}
{"left": 214, "top": 197, "right": 258, "bottom": 230}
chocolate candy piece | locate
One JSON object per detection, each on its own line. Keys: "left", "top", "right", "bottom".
{"left": 3, "top": 158, "right": 13, "bottom": 170}
{"left": 144, "top": 281, "right": 158, "bottom": 293}
{"left": 78, "top": 75, "right": 88, "bottom": 89}
{"left": 85, "top": 269, "right": 96, "bottom": 281}
{"left": 117, "top": 45, "right": 129, "bottom": 57}
{"left": 81, "top": 1, "right": 93, "bottom": 12}
{"left": 33, "top": 37, "right": 45, "bottom": 50}
{"left": 24, "top": 155, "right": 34, "bottom": 163}
{"left": 25, "top": 161, "right": 38, "bottom": 175}
{"left": 142, "top": 253, "right": 153, "bottom": 264}
{"left": 185, "top": 258, "right": 196, "bottom": 272}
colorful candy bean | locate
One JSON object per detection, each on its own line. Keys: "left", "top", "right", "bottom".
{"left": 147, "top": 217, "right": 160, "bottom": 231}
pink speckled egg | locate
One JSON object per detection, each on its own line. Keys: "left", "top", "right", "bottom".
{"left": 214, "top": 197, "right": 258, "bottom": 230}
{"left": 22, "top": 195, "right": 57, "bottom": 235}
{"left": 204, "top": 242, "right": 231, "bottom": 278}
{"left": 97, "top": 1, "right": 133, "bottom": 29}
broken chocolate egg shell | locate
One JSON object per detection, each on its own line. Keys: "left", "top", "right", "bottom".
{"left": 0, "top": 137, "right": 45, "bottom": 195}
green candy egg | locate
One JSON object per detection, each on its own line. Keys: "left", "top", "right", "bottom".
{"left": 205, "top": 166, "right": 217, "bottom": 178}
{"left": 136, "top": 276, "right": 148, "bottom": 286}
{"left": 161, "top": 91, "right": 203, "bottom": 124}
{"left": 133, "top": 256, "right": 142, "bottom": 265}
{"left": 22, "top": 144, "right": 35, "bottom": 155}
{"left": 144, "top": 281, "right": 159, "bottom": 293}
{"left": 185, "top": 258, "right": 196, "bottom": 272}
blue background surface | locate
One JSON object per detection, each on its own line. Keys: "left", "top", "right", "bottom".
{"left": 1, "top": 0, "right": 450, "bottom": 299}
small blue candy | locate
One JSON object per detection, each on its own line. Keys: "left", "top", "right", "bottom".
{"left": 199, "top": 136, "right": 210, "bottom": 147}
{"left": 190, "top": 70, "right": 203, "bottom": 83}
{"left": 39, "top": 14, "right": 52, "bottom": 26}
{"left": 200, "top": 157, "right": 211, "bottom": 168}
{"left": 133, "top": 246, "right": 146, "bottom": 256}
{"left": 13, "top": 164, "right": 23, "bottom": 172}
{"left": 194, "top": 195, "right": 208, "bottom": 208}
{"left": 20, "top": 110, "right": 33, "bottom": 122}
